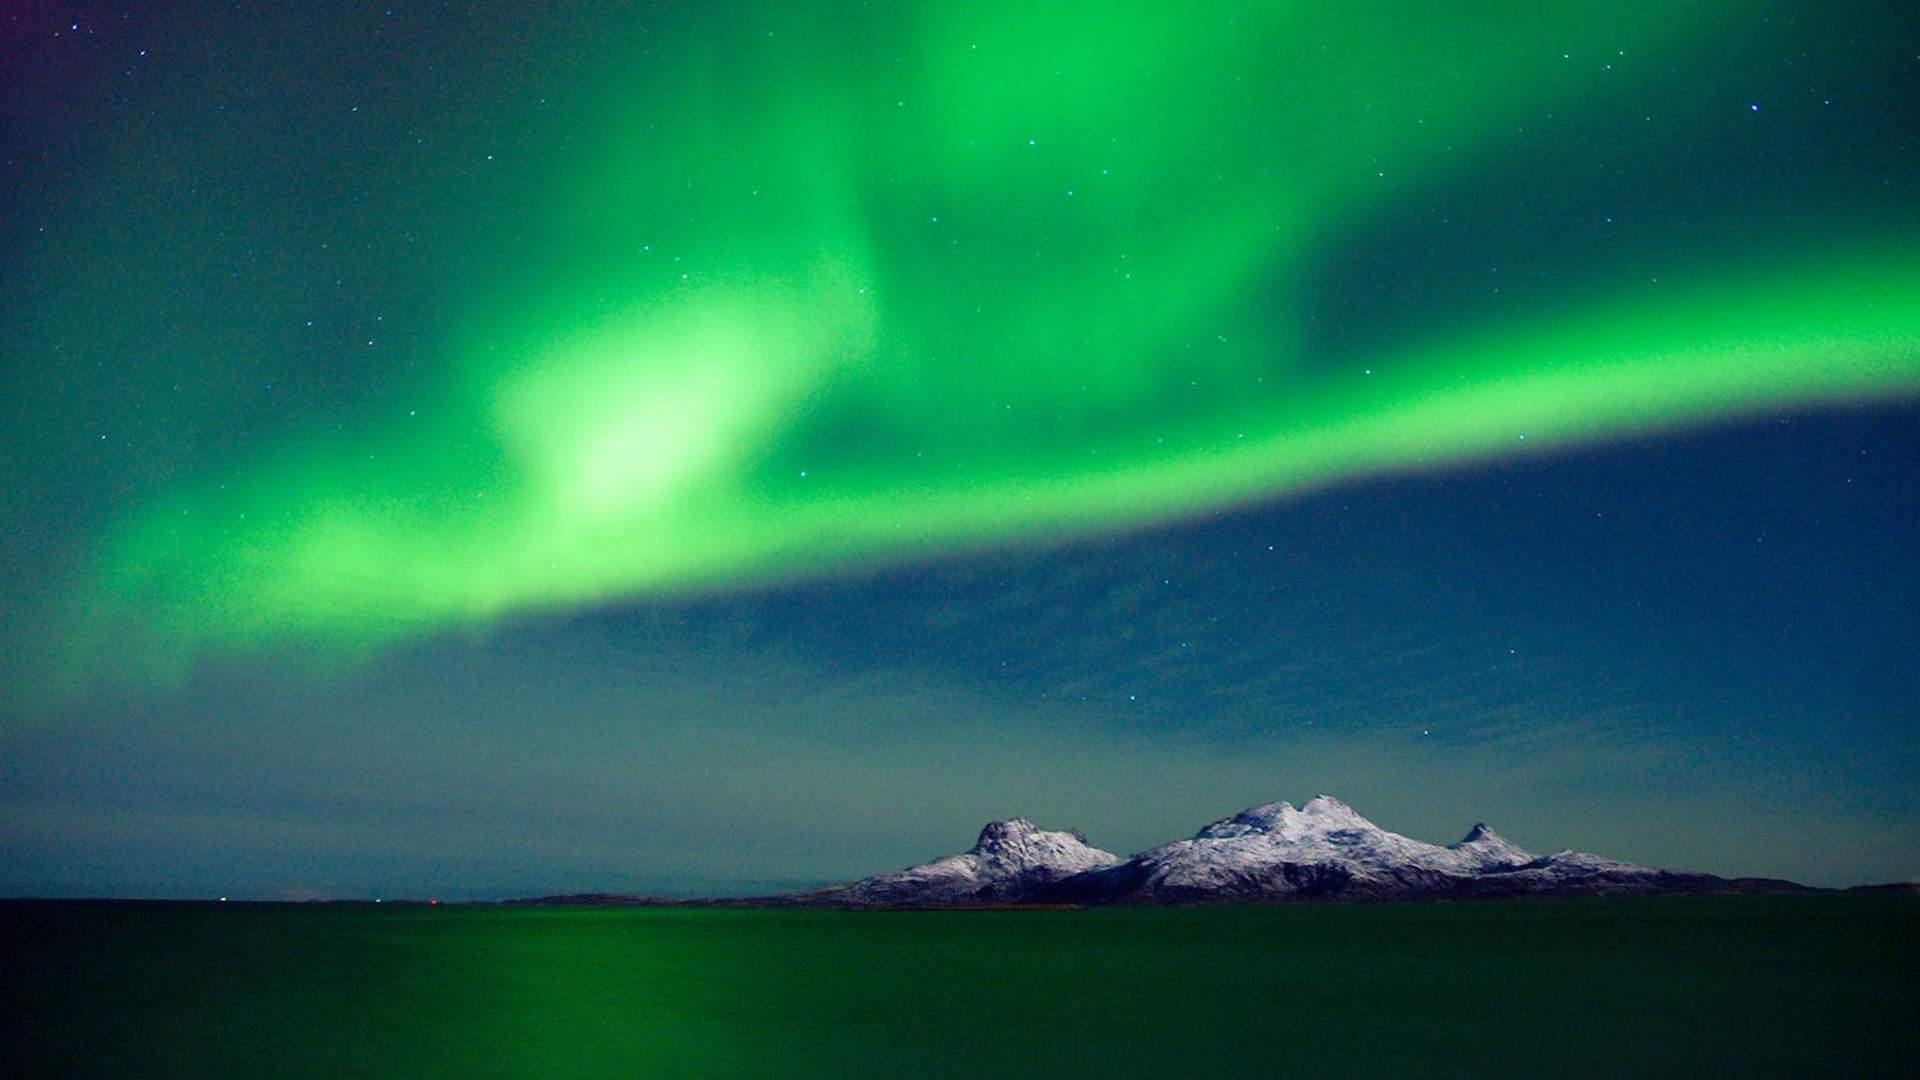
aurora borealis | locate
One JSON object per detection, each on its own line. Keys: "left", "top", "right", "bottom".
{"left": 2, "top": 3, "right": 1918, "bottom": 896}
{"left": 15, "top": 0, "right": 1915, "bottom": 663}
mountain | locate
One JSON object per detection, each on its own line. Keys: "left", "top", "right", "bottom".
{"left": 768, "top": 795, "right": 1806, "bottom": 907}
{"left": 1045, "top": 794, "right": 1802, "bottom": 904}
{"left": 784, "top": 818, "right": 1123, "bottom": 908}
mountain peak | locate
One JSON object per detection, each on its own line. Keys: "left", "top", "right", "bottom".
{"left": 1195, "top": 801, "right": 1291, "bottom": 838}
{"left": 974, "top": 818, "right": 1042, "bottom": 849}
{"left": 1296, "top": 794, "right": 1377, "bottom": 832}
{"left": 1449, "top": 822, "right": 1534, "bottom": 868}
{"left": 809, "top": 818, "right": 1120, "bottom": 907}
{"left": 1237, "top": 800, "right": 1297, "bottom": 822}
{"left": 1300, "top": 794, "right": 1364, "bottom": 820}
{"left": 1194, "top": 795, "right": 1381, "bottom": 840}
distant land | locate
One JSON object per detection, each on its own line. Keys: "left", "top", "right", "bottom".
{"left": 514, "top": 794, "right": 1850, "bottom": 908}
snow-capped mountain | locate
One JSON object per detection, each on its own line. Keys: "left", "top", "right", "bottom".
{"left": 775, "top": 795, "right": 1803, "bottom": 907}
{"left": 1047, "top": 795, "right": 1526, "bottom": 903}
{"left": 790, "top": 818, "right": 1122, "bottom": 907}
{"left": 1044, "top": 794, "right": 1731, "bottom": 903}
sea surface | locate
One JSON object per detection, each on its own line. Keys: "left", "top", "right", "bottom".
{"left": 4, "top": 894, "right": 1913, "bottom": 1077}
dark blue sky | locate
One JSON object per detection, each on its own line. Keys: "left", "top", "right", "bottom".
{"left": 4, "top": 404, "right": 1913, "bottom": 897}
{"left": 3, "top": 3, "right": 1917, "bottom": 899}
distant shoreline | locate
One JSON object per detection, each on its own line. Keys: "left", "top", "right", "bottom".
{"left": 4, "top": 884, "right": 1914, "bottom": 908}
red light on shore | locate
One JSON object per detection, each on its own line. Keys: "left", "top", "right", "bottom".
{"left": 429, "top": 899, "right": 439, "bottom": 905}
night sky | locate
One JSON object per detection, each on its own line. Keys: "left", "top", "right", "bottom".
{"left": 3, "top": 3, "right": 1916, "bottom": 898}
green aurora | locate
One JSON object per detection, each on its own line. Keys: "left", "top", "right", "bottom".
{"left": 30, "top": 3, "right": 1920, "bottom": 670}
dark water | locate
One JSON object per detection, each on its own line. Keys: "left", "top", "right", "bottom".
{"left": 4, "top": 895, "right": 1914, "bottom": 1077}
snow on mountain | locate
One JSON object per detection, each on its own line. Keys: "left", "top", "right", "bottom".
{"left": 760, "top": 795, "right": 1804, "bottom": 907}
{"left": 793, "top": 818, "right": 1122, "bottom": 907}
{"left": 1448, "top": 822, "right": 1536, "bottom": 871}
{"left": 1049, "top": 794, "right": 1554, "bottom": 903}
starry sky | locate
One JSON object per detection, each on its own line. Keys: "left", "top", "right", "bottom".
{"left": 2, "top": 3, "right": 1917, "bottom": 898}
